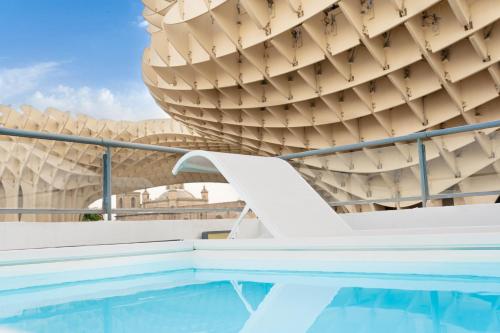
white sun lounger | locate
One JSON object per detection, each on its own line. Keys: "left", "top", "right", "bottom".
{"left": 172, "top": 151, "right": 352, "bottom": 238}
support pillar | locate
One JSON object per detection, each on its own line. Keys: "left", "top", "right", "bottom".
{"left": 417, "top": 138, "right": 429, "bottom": 207}
{"left": 102, "top": 147, "right": 112, "bottom": 221}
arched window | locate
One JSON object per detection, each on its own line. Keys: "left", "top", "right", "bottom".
{"left": 118, "top": 197, "right": 123, "bottom": 208}
{"left": 131, "top": 197, "right": 136, "bottom": 208}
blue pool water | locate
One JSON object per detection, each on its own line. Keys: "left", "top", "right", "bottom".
{"left": 1, "top": 269, "right": 499, "bottom": 333}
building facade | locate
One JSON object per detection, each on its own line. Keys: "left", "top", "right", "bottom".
{"left": 116, "top": 184, "right": 253, "bottom": 220}
{"left": 142, "top": 0, "right": 500, "bottom": 211}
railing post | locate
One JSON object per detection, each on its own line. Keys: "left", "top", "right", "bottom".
{"left": 417, "top": 138, "right": 429, "bottom": 207}
{"left": 102, "top": 146, "right": 112, "bottom": 220}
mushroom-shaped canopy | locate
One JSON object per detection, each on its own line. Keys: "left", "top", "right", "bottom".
{"left": 173, "top": 151, "right": 351, "bottom": 238}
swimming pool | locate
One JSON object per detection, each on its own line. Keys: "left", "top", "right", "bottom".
{"left": 1, "top": 267, "right": 499, "bottom": 333}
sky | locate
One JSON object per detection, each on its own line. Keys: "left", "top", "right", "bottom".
{"left": 0, "top": 0, "right": 165, "bottom": 120}
{"left": 0, "top": 0, "right": 238, "bottom": 203}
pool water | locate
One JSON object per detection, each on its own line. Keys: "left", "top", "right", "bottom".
{"left": 1, "top": 269, "right": 499, "bottom": 333}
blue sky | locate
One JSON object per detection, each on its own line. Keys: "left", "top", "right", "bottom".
{"left": 0, "top": 0, "right": 166, "bottom": 120}
{"left": 0, "top": 0, "right": 238, "bottom": 202}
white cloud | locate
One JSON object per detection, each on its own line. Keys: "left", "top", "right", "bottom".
{"left": 0, "top": 62, "right": 167, "bottom": 120}
{"left": 0, "top": 62, "right": 60, "bottom": 101}
{"left": 27, "top": 84, "right": 167, "bottom": 120}
{"left": 0, "top": 61, "right": 167, "bottom": 120}
{"left": 136, "top": 16, "right": 149, "bottom": 29}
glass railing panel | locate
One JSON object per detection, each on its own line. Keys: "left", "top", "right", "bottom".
{"left": 289, "top": 142, "right": 422, "bottom": 212}
{"left": 110, "top": 146, "right": 158, "bottom": 220}
{"left": 426, "top": 129, "right": 500, "bottom": 205}
{"left": 0, "top": 137, "right": 104, "bottom": 222}
{"left": 109, "top": 148, "right": 245, "bottom": 221}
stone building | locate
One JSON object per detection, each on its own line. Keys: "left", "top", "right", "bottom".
{"left": 116, "top": 184, "right": 254, "bottom": 220}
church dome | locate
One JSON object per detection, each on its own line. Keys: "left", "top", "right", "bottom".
{"left": 158, "top": 188, "right": 196, "bottom": 200}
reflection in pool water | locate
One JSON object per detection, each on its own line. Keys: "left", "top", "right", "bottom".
{"left": 1, "top": 269, "right": 499, "bottom": 333}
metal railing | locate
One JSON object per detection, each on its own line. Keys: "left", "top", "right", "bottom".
{"left": 0, "top": 126, "right": 208, "bottom": 220}
{"left": 279, "top": 120, "right": 500, "bottom": 160}
{"left": 279, "top": 119, "right": 500, "bottom": 208}
{"left": 0, "top": 119, "right": 499, "bottom": 220}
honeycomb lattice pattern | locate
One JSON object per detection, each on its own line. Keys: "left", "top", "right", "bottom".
{"left": 143, "top": 0, "right": 500, "bottom": 210}
{"left": 0, "top": 105, "right": 247, "bottom": 221}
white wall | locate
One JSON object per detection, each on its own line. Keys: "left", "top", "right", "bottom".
{"left": 342, "top": 204, "right": 500, "bottom": 230}
{"left": 0, "top": 204, "right": 498, "bottom": 251}
{"left": 0, "top": 219, "right": 261, "bottom": 251}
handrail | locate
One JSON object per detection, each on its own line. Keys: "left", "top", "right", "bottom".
{"left": 0, "top": 119, "right": 498, "bottom": 218}
{"left": 0, "top": 126, "right": 189, "bottom": 220}
{"left": 279, "top": 119, "right": 500, "bottom": 160}
{"left": 327, "top": 190, "right": 500, "bottom": 207}
{"left": 0, "top": 207, "right": 243, "bottom": 215}
{"left": 2, "top": 120, "right": 498, "bottom": 158}
{"left": 0, "top": 126, "right": 190, "bottom": 154}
